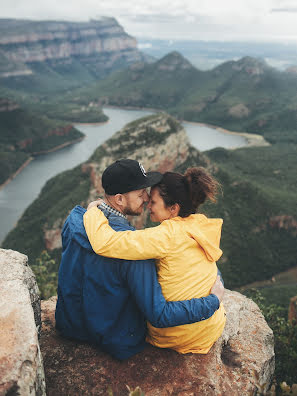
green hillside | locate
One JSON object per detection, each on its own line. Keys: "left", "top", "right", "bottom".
{"left": 0, "top": 100, "right": 84, "bottom": 185}
{"left": 205, "top": 143, "right": 297, "bottom": 287}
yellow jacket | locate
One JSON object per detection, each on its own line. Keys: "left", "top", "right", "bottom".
{"left": 84, "top": 207, "right": 226, "bottom": 354}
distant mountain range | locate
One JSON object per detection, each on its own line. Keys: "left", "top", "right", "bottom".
{"left": 138, "top": 38, "right": 297, "bottom": 71}
{"left": 0, "top": 17, "right": 150, "bottom": 95}
{"left": 70, "top": 51, "right": 297, "bottom": 144}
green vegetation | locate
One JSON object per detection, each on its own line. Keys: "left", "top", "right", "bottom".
{"left": 0, "top": 104, "right": 84, "bottom": 185}
{"left": 32, "top": 250, "right": 59, "bottom": 299}
{"left": 35, "top": 102, "right": 108, "bottom": 124}
{"left": 247, "top": 289, "right": 297, "bottom": 387}
{"left": 0, "top": 149, "right": 30, "bottom": 186}
{"left": 0, "top": 59, "right": 96, "bottom": 96}
{"left": 3, "top": 164, "right": 91, "bottom": 261}
{"left": 205, "top": 144, "right": 297, "bottom": 288}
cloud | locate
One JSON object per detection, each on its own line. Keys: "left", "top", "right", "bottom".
{"left": 1, "top": 0, "right": 297, "bottom": 42}
{"left": 270, "top": 7, "right": 297, "bottom": 12}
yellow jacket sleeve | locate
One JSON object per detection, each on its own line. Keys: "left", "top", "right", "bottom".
{"left": 83, "top": 206, "right": 172, "bottom": 260}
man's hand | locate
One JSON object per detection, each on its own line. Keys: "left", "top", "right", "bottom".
{"left": 87, "top": 198, "right": 103, "bottom": 211}
{"left": 210, "top": 275, "right": 224, "bottom": 303}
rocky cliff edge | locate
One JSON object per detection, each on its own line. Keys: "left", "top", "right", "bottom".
{"left": 0, "top": 248, "right": 45, "bottom": 396}
{"left": 0, "top": 248, "right": 275, "bottom": 396}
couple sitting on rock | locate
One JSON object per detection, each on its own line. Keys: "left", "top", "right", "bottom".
{"left": 55, "top": 159, "right": 226, "bottom": 360}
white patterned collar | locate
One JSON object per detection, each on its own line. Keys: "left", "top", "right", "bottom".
{"left": 99, "top": 201, "right": 127, "bottom": 220}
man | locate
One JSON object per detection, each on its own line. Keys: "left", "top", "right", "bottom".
{"left": 56, "top": 159, "right": 224, "bottom": 360}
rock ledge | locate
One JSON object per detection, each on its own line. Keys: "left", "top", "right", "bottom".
{"left": 0, "top": 249, "right": 46, "bottom": 396}
{"left": 41, "top": 290, "right": 274, "bottom": 395}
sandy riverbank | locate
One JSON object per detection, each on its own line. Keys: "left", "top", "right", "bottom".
{"left": 184, "top": 120, "right": 270, "bottom": 148}
{"left": 32, "top": 136, "right": 84, "bottom": 155}
{"left": 73, "top": 119, "right": 108, "bottom": 126}
{"left": 0, "top": 157, "right": 33, "bottom": 191}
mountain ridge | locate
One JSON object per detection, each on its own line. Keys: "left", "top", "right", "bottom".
{"left": 71, "top": 51, "right": 297, "bottom": 144}
{"left": 0, "top": 17, "right": 150, "bottom": 95}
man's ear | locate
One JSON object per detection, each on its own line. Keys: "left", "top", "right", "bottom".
{"left": 170, "top": 203, "right": 180, "bottom": 218}
{"left": 114, "top": 193, "right": 126, "bottom": 208}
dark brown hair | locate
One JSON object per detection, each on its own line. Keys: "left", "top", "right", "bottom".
{"left": 154, "top": 167, "right": 219, "bottom": 217}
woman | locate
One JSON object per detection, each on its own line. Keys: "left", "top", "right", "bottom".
{"left": 84, "top": 167, "right": 226, "bottom": 354}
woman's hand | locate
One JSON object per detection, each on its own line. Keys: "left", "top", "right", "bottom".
{"left": 87, "top": 198, "right": 103, "bottom": 211}
{"left": 210, "top": 276, "right": 224, "bottom": 303}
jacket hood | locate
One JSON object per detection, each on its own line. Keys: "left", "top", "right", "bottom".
{"left": 183, "top": 214, "right": 223, "bottom": 262}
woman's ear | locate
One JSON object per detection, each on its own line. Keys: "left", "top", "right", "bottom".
{"left": 170, "top": 203, "right": 180, "bottom": 218}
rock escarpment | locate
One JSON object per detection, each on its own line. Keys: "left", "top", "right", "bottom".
{"left": 40, "top": 291, "right": 274, "bottom": 395}
{"left": 0, "top": 248, "right": 45, "bottom": 395}
{"left": 0, "top": 18, "right": 147, "bottom": 78}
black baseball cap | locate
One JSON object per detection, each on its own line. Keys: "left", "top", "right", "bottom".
{"left": 102, "top": 159, "right": 163, "bottom": 195}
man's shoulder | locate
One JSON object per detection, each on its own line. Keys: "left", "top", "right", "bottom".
{"left": 106, "top": 212, "right": 135, "bottom": 232}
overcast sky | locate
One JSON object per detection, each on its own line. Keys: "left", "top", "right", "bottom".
{"left": 1, "top": 0, "right": 297, "bottom": 42}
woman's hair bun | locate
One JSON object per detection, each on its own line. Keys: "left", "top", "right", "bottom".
{"left": 184, "top": 167, "right": 219, "bottom": 208}
{"left": 155, "top": 167, "right": 219, "bottom": 218}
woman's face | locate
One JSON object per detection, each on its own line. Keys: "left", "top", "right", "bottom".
{"left": 147, "top": 187, "right": 172, "bottom": 223}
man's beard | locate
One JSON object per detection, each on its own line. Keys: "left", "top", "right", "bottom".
{"left": 123, "top": 203, "right": 142, "bottom": 216}
{"left": 123, "top": 207, "right": 142, "bottom": 216}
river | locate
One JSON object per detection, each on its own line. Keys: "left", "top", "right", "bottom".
{"left": 0, "top": 107, "right": 246, "bottom": 244}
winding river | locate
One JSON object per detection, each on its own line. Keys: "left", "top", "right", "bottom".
{"left": 0, "top": 107, "right": 246, "bottom": 244}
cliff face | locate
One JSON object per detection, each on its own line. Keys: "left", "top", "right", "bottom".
{"left": 0, "top": 18, "right": 145, "bottom": 78}
{"left": 0, "top": 248, "right": 45, "bottom": 395}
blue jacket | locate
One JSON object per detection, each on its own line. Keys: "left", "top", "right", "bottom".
{"left": 55, "top": 205, "right": 220, "bottom": 360}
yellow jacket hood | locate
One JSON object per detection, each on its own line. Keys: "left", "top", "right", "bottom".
{"left": 177, "top": 214, "right": 223, "bottom": 262}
